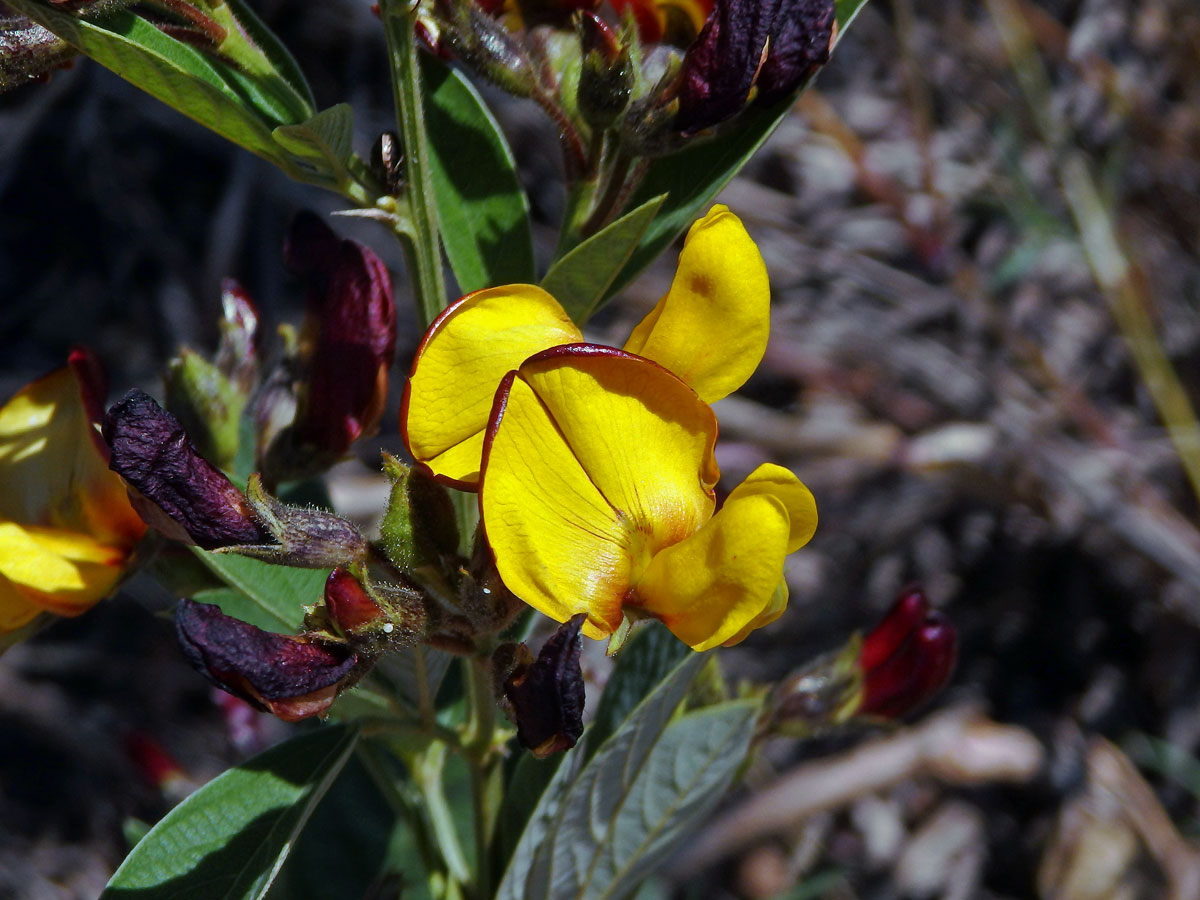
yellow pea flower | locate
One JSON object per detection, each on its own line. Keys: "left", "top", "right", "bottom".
{"left": 402, "top": 204, "right": 769, "bottom": 489}
{"left": 478, "top": 346, "right": 816, "bottom": 650}
{"left": 0, "top": 351, "right": 146, "bottom": 638}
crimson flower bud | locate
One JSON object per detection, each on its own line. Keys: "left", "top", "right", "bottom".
{"left": 576, "top": 12, "right": 634, "bottom": 129}
{"left": 318, "top": 565, "right": 429, "bottom": 651}
{"left": 124, "top": 732, "right": 191, "bottom": 799}
{"left": 264, "top": 213, "right": 397, "bottom": 480}
{"left": 858, "top": 586, "right": 957, "bottom": 719}
{"left": 176, "top": 599, "right": 361, "bottom": 722}
{"left": 502, "top": 615, "right": 586, "bottom": 757}
{"left": 323, "top": 567, "right": 384, "bottom": 633}
{"left": 215, "top": 279, "right": 260, "bottom": 395}
{"left": 103, "top": 390, "right": 271, "bottom": 549}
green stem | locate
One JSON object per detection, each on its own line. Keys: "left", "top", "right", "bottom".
{"left": 381, "top": 0, "right": 446, "bottom": 329}
{"left": 415, "top": 744, "right": 473, "bottom": 887}
{"left": 357, "top": 740, "right": 447, "bottom": 892}
{"left": 463, "top": 656, "right": 498, "bottom": 899}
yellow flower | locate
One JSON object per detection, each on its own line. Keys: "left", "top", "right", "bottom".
{"left": 402, "top": 206, "right": 815, "bottom": 650}
{"left": 0, "top": 351, "right": 146, "bottom": 637}
{"left": 479, "top": 346, "right": 816, "bottom": 650}
{"left": 402, "top": 204, "right": 769, "bottom": 489}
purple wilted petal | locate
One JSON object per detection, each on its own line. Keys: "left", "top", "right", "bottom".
{"left": 102, "top": 389, "right": 270, "bottom": 549}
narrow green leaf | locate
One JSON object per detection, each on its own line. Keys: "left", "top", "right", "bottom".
{"left": 584, "top": 622, "right": 690, "bottom": 762}
{"left": 610, "top": 0, "right": 873, "bottom": 296}
{"left": 421, "top": 54, "right": 535, "bottom": 292}
{"left": 493, "top": 751, "right": 566, "bottom": 881}
{"left": 265, "top": 753, "right": 394, "bottom": 900}
{"left": 273, "top": 103, "right": 355, "bottom": 187}
{"left": 203, "top": 0, "right": 313, "bottom": 123}
{"left": 565, "top": 701, "right": 761, "bottom": 900}
{"left": 218, "top": 0, "right": 315, "bottom": 111}
{"left": 497, "top": 652, "right": 704, "bottom": 900}
{"left": 191, "top": 549, "right": 329, "bottom": 632}
{"left": 102, "top": 725, "right": 360, "bottom": 900}
{"left": 542, "top": 194, "right": 666, "bottom": 324}
{"left": 6, "top": 1, "right": 304, "bottom": 167}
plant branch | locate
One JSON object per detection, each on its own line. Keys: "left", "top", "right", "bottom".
{"left": 380, "top": 0, "right": 446, "bottom": 329}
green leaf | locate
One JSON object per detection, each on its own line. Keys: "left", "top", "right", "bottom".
{"left": 191, "top": 549, "right": 329, "bottom": 633}
{"left": 493, "top": 751, "right": 566, "bottom": 881}
{"left": 567, "top": 701, "right": 760, "bottom": 900}
{"left": 217, "top": 0, "right": 315, "bottom": 111}
{"left": 265, "top": 753, "right": 394, "bottom": 900}
{"left": 6, "top": 1, "right": 308, "bottom": 168}
{"left": 102, "top": 725, "right": 359, "bottom": 900}
{"left": 542, "top": 194, "right": 666, "bottom": 324}
{"left": 497, "top": 651, "right": 705, "bottom": 900}
{"left": 189, "top": 587, "right": 284, "bottom": 634}
{"left": 585, "top": 622, "right": 690, "bottom": 762}
{"left": 421, "top": 54, "right": 535, "bottom": 293}
{"left": 273, "top": 104, "right": 355, "bottom": 188}
{"left": 503, "top": 697, "right": 761, "bottom": 900}
{"left": 611, "top": 0, "right": 873, "bottom": 296}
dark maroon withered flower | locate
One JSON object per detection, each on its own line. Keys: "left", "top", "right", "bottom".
{"left": 176, "top": 599, "right": 361, "bottom": 722}
{"left": 674, "top": 0, "right": 834, "bottom": 135}
{"left": 282, "top": 212, "right": 397, "bottom": 463}
{"left": 753, "top": 0, "right": 835, "bottom": 105}
{"left": 858, "top": 586, "right": 956, "bottom": 719}
{"left": 504, "top": 615, "right": 586, "bottom": 757}
{"left": 102, "top": 390, "right": 271, "bottom": 549}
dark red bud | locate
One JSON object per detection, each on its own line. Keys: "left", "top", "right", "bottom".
{"left": 859, "top": 595, "right": 956, "bottom": 719}
{"left": 504, "top": 615, "right": 586, "bottom": 757}
{"left": 324, "top": 567, "right": 384, "bottom": 633}
{"left": 577, "top": 10, "right": 620, "bottom": 62}
{"left": 102, "top": 390, "right": 271, "bottom": 549}
{"left": 176, "top": 599, "right": 360, "bottom": 722}
{"left": 754, "top": 0, "right": 834, "bottom": 106}
{"left": 124, "top": 732, "right": 186, "bottom": 790}
{"left": 674, "top": 0, "right": 834, "bottom": 135}
{"left": 282, "top": 212, "right": 397, "bottom": 463}
{"left": 215, "top": 279, "right": 259, "bottom": 393}
{"left": 675, "top": 0, "right": 768, "bottom": 134}
{"left": 860, "top": 585, "right": 927, "bottom": 671}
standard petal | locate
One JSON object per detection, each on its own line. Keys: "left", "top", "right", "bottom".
{"left": 0, "top": 522, "right": 125, "bottom": 616}
{"left": 622, "top": 206, "right": 769, "bottom": 403}
{"left": 724, "top": 463, "right": 817, "bottom": 553}
{"left": 402, "top": 285, "right": 582, "bottom": 488}
{"left": 635, "top": 492, "right": 790, "bottom": 651}
{"left": 517, "top": 347, "right": 718, "bottom": 568}
{"left": 481, "top": 371, "right": 632, "bottom": 639}
{"left": 0, "top": 361, "right": 143, "bottom": 548}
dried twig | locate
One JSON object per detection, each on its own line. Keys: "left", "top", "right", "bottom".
{"left": 668, "top": 705, "right": 1043, "bottom": 875}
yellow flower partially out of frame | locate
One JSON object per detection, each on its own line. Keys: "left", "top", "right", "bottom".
{"left": 479, "top": 346, "right": 816, "bottom": 651}
{"left": 401, "top": 205, "right": 769, "bottom": 489}
{"left": 0, "top": 352, "right": 146, "bottom": 637}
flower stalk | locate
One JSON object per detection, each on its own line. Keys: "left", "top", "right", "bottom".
{"left": 381, "top": 0, "right": 447, "bottom": 329}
